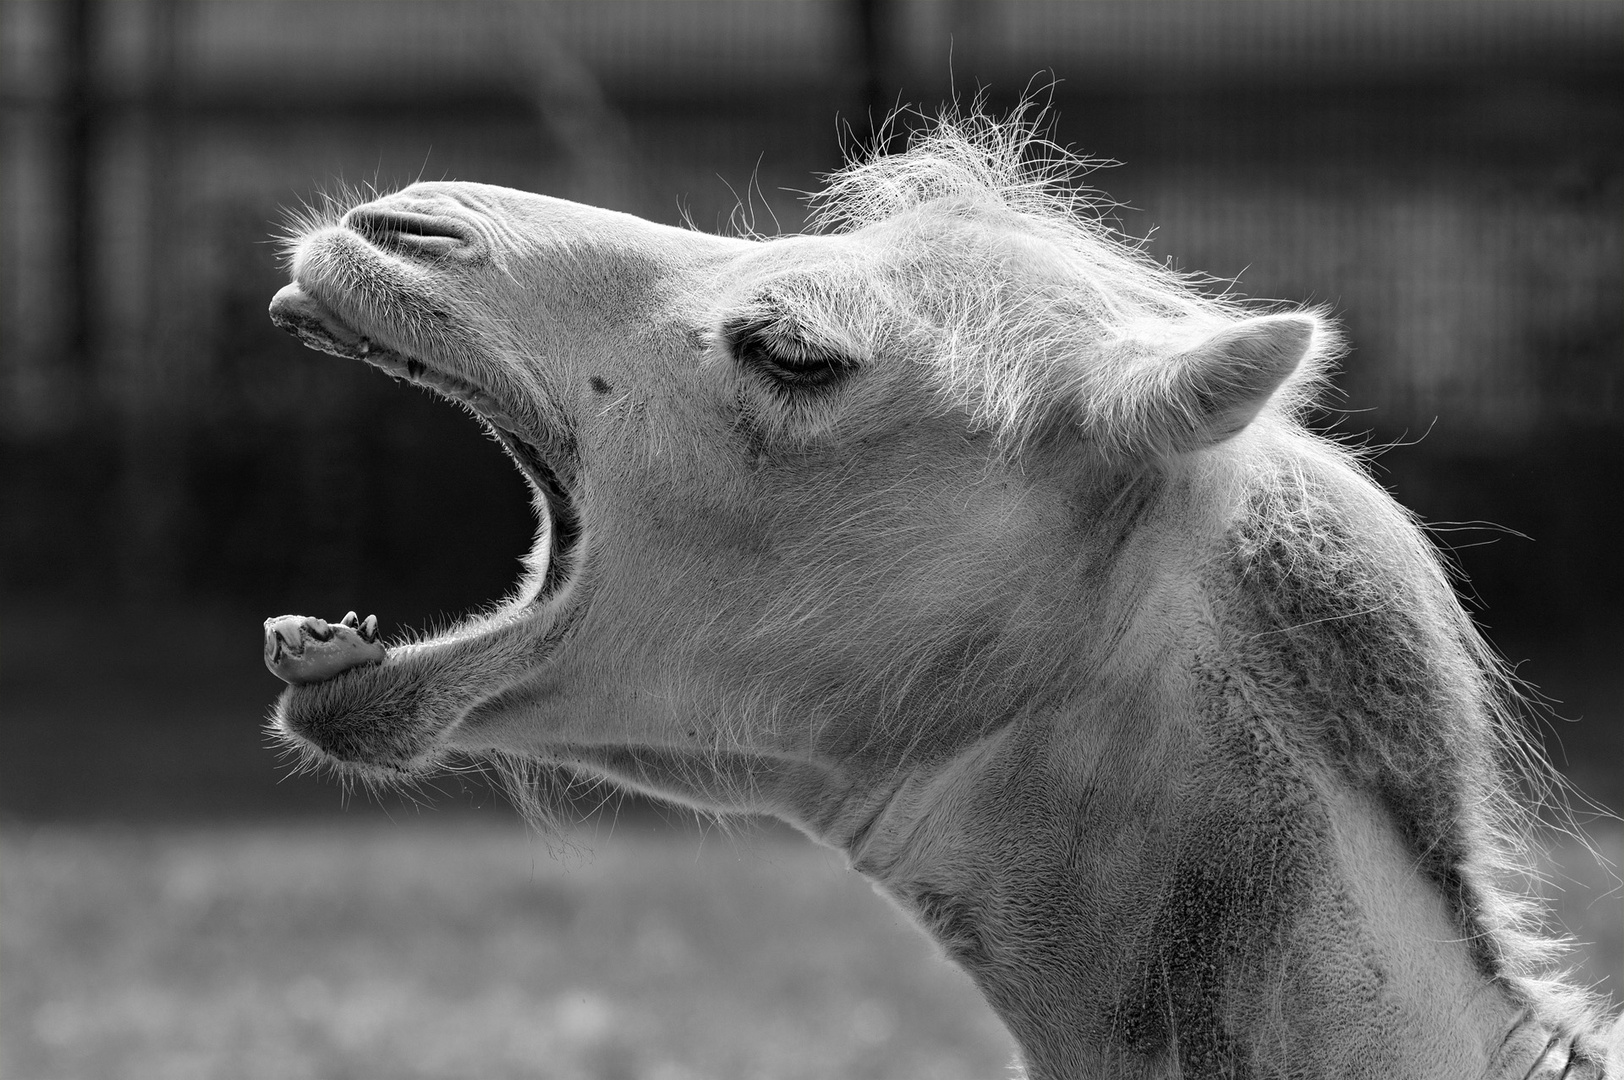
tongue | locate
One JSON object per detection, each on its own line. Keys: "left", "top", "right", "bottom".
{"left": 264, "top": 611, "right": 386, "bottom": 685}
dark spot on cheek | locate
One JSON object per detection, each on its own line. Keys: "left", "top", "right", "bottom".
{"left": 589, "top": 376, "right": 612, "bottom": 394}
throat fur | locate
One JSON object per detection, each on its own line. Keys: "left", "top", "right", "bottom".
{"left": 1112, "top": 682, "right": 1397, "bottom": 1079}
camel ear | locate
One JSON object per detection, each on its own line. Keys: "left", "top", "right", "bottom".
{"left": 1150, "top": 313, "right": 1317, "bottom": 453}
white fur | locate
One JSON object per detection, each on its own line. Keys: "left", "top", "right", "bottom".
{"left": 267, "top": 111, "right": 1618, "bottom": 1079}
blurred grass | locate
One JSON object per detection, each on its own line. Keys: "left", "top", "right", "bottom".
{"left": 1, "top": 820, "right": 1016, "bottom": 1080}
{"left": 3, "top": 819, "right": 1618, "bottom": 1080}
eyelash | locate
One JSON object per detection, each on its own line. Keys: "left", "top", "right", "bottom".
{"left": 724, "top": 317, "right": 858, "bottom": 393}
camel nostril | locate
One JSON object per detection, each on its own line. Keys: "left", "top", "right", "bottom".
{"left": 345, "top": 208, "right": 472, "bottom": 254}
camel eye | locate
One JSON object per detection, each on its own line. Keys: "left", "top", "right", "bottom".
{"left": 724, "top": 314, "right": 857, "bottom": 392}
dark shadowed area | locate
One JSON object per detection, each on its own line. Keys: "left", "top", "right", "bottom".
{"left": 2, "top": 2, "right": 1620, "bottom": 1077}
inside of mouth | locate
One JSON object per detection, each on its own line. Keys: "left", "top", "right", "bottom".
{"left": 269, "top": 284, "right": 579, "bottom": 612}
{"left": 490, "top": 428, "right": 580, "bottom": 603}
{"left": 354, "top": 354, "right": 580, "bottom": 604}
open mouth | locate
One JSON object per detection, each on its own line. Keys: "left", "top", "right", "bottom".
{"left": 263, "top": 244, "right": 585, "bottom": 771}
{"left": 268, "top": 280, "right": 580, "bottom": 609}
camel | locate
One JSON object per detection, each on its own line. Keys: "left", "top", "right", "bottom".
{"left": 264, "top": 113, "right": 1622, "bottom": 1078}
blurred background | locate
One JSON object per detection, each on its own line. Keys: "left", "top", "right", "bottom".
{"left": 2, "top": 2, "right": 1620, "bottom": 1078}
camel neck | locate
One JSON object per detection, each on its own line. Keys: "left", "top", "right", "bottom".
{"left": 835, "top": 712, "right": 1546, "bottom": 1079}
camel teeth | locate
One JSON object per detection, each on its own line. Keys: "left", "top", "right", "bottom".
{"left": 340, "top": 611, "right": 359, "bottom": 629}
{"left": 360, "top": 614, "right": 378, "bottom": 641}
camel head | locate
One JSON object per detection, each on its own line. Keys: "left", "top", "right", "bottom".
{"left": 267, "top": 140, "right": 1326, "bottom": 813}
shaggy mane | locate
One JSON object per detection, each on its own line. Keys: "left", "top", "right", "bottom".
{"left": 807, "top": 108, "right": 1339, "bottom": 454}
